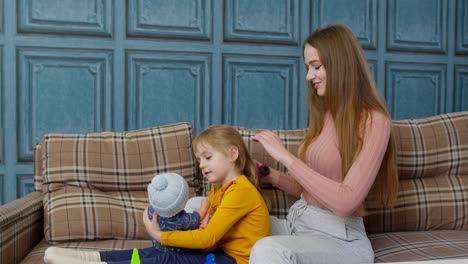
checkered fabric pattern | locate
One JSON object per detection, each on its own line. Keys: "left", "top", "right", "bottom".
{"left": 41, "top": 122, "right": 199, "bottom": 242}
{"left": 365, "top": 112, "right": 468, "bottom": 233}
{"left": 365, "top": 112, "right": 468, "bottom": 262}
{"left": 0, "top": 192, "right": 43, "bottom": 264}
{"left": 369, "top": 230, "right": 468, "bottom": 262}
{"left": 33, "top": 145, "right": 43, "bottom": 192}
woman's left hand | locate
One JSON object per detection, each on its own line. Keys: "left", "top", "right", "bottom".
{"left": 143, "top": 206, "right": 162, "bottom": 242}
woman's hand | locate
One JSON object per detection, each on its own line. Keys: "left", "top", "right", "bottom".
{"left": 253, "top": 159, "right": 281, "bottom": 186}
{"left": 143, "top": 206, "right": 162, "bottom": 242}
{"left": 252, "top": 131, "right": 295, "bottom": 166}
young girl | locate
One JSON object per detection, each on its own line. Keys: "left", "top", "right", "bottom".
{"left": 44, "top": 125, "right": 271, "bottom": 264}
{"left": 249, "top": 24, "right": 399, "bottom": 264}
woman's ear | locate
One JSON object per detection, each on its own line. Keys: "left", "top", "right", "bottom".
{"left": 228, "top": 146, "right": 239, "bottom": 161}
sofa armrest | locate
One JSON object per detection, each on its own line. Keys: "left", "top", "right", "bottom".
{"left": 0, "top": 191, "right": 43, "bottom": 264}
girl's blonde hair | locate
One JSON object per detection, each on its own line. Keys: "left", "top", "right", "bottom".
{"left": 193, "top": 125, "right": 261, "bottom": 192}
{"left": 299, "top": 24, "right": 399, "bottom": 208}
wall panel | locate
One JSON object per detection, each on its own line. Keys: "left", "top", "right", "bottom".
{"left": 17, "top": 174, "right": 34, "bottom": 198}
{"left": 126, "top": 51, "right": 210, "bottom": 132}
{"left": 0, "top": 47, "right": 3, "bottom": 164}
{"left": 17, "top": 48, "right": 112, "bottom": 161}
{"left": 0, "top": 173, "right": 2, "bottom": 205}
{"left": 18, "top": 0, "right": 113, "bottom": 37}
{"left": 223, "top": 55, "right": 299, "bottom": 129}
{"left": 315, "top": 0, "right": 377, "bottom": 49}
{"left": 224, "top": 0, "right": 299, "bottom": 45}
{"left": 127, "top": 0, "right": 211, "bottom": 40}
{"left": 387, "top": 0, "right": 447, "bottom": 53}
{"left": 386, "top": 62, "right": 446, "bottom": 119}
{"left": 0, "top": 0, "right": 3, "bottom": 32}
{"left": 456, "top": 0, "right": 468, "bottom": 55}
{"left": 0, "top": 174, "right": 3, "bottom": 204}
{"left": 455, "top": 65, "right": 468, "bottom": 111}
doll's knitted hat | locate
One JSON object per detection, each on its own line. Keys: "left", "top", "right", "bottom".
{"left": 147, "top": 172, "right": 189, "bottom": 218}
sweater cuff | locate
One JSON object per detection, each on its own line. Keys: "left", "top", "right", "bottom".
{"left": 161, "top": 232, "right": 169, "bottom": 246}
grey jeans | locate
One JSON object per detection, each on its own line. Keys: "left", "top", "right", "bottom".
{"left": 249, "top": 199, "right": 375, "bottom": 264}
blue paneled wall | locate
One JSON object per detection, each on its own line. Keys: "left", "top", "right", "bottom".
{"left": 0, "top": 0, "right": 467, "bottom": 204}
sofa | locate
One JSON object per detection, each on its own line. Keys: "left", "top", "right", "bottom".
{"left": 1, "top": 111, "right": 468, "bottom": 264}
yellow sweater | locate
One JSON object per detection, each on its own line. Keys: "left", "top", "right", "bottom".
{"left": 161, "top": 175, "right": 270, "bottom": 264}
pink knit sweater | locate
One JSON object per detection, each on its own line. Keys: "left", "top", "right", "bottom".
{"left": 277, "top": 110, "right": 391, "bottom": 217}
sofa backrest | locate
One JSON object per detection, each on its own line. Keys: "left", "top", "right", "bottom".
{"left": 32, "top": 111, "right": 468, "bottom": 239}
{"left": 365, "top": 111, "right": 468, "bottom": 233}
{"left": 36, "top": 122, "right": 199, "bottom": 243}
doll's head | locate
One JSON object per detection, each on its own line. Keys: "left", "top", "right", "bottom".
{"left": 147, "top": 172, "right": 189, "bottom": 218}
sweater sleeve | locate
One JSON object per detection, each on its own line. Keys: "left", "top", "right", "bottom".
{"left": 285, "top": 111, "right": 391, "bottom": 216}
{"left": 274, "top": 172, "right": 303, "bottom": 198}
{"left": 160, "top": 184, "right": 254, "bottom": 249}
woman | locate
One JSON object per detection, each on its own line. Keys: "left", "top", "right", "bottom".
{"left": 249, "top": 24, "right": 399, "bottom": 264}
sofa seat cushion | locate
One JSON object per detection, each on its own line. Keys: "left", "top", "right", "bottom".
{"left": 20, "top": 239, "right": 152, "bottom": 264}
{"left": 369, "top": 230, "right": 468, "bottom": 262}
{"left": 43, "top": 187, "right": 148, "bottom": 242}
{"left": 365, "top": 175, "right": 468, "bottom": 234}
{"left": 365, "top": 112, "right": 468, "bottom": 233}
{"left": 41, "top": 122, "right": 198, "bottom": 243}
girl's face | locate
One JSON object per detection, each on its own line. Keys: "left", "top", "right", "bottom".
{"left": 304, "top": 44, "right": 327, "bottom": 96}
{"left": 195, "top": 143, "right": 240, "bottom": 185}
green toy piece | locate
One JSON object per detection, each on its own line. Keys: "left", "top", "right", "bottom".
{"left": 131, "top": 248, "right": 140, "bottom": 264}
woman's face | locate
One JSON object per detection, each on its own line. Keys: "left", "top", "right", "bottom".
{"left": 304, "top": 44, "right": 327, "bottom": 96}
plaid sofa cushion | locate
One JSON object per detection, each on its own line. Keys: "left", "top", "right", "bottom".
{"left": 41, "top": 122, "right": 198, "bottom": 242}
{"left": 392, "top": 112, "right": 468, "bottom": 180}
{"left": 365, "top": 112, "right": 468, "bottom": 233}
{"left": 369, "top": 230, "right": 468, "bottom": 262}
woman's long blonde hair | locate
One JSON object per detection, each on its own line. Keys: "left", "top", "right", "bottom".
{"left": 298, "top": 24, "right": 399, "bottom": 208}
{"left": 193, "top": 125, "right": 261, "bottom": 192}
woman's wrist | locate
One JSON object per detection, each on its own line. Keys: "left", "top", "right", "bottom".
{"left": 281, "top": 152, "right": 296, "bottom": 168}
{"left": 269, "top": 169, "right": 281, "bottom": 186}
{"left": 257, "top": 164, "right": 280, "bottom": 186}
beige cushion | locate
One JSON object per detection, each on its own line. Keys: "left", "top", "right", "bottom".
{"left": 42, "top": 122, "right": 198, "bottom": 242}
{"left": 365, "top": 112, "right": 468, "bottom": 233}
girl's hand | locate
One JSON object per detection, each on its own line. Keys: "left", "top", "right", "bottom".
{"left": 143, "top": 206, "right": 162, "bottom": 242}
{"left": 252, "top": 131, "right": 295, "bottom": 166}
{"left": 199, "top": 211, "right": 211, "bottom": 229}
